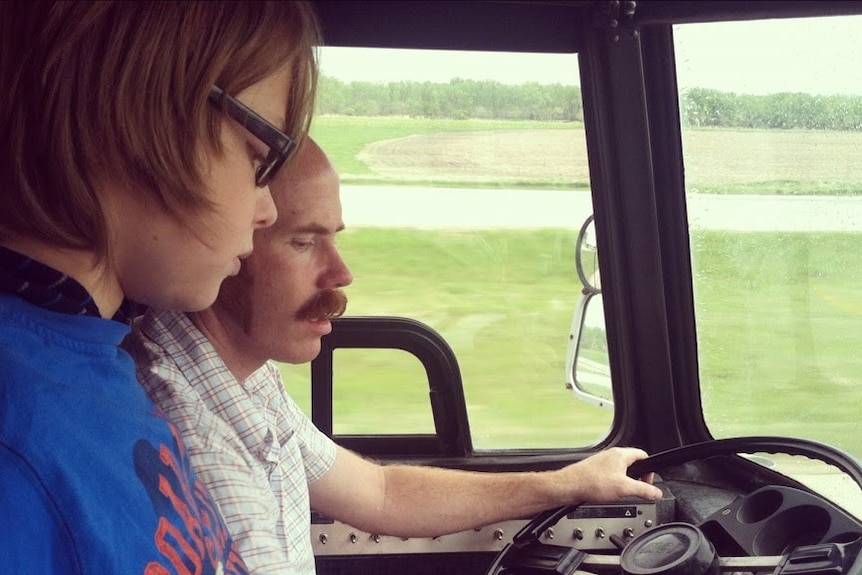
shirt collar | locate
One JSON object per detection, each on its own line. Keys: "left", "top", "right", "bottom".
{"left": 0, "top": 245, "right": 144, "bottom": 323}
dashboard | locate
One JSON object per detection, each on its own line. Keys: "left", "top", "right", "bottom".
{"left": 313, "top": 439, "right": 862, "bottom": 575}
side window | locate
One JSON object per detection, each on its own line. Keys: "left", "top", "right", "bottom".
{"left": 279, "top": 47, "right": 614, "bottom": 449}
{"left": 332, "top": 349, "right": 434, "bottom": 435}
{"left": 674, "top": 17, "right": 862, "bottom": 463}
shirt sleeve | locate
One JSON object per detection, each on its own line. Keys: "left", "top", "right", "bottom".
{"left": 269, "top": 364, "right": 337, "bottom": 485}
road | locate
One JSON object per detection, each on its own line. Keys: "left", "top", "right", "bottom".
{"left": 341, "top": 185, "right": 862, "bottom": 232}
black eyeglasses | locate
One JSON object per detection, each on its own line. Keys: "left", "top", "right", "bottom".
{"left": 208, "top": 85, "right": 296, "bottom": 188}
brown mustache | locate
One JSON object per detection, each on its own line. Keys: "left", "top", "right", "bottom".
{"left": 296, "top": 289, "right": 348, "bottom": 321}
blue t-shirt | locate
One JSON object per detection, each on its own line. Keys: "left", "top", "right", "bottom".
{"left": 0, "top": 295, "right": 249, "bottom": 574}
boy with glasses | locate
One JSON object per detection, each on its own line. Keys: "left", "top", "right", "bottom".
{"left": 0, "top": 1, "right": 320, "bottom": 572}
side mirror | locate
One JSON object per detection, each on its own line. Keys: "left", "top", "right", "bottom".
{"left": 564, "top": 215, "right": 613, "bottom": 409}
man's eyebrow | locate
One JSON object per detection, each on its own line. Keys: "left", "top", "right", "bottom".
{"left": 289, "top": 222, "right": 346, "bottom": 234}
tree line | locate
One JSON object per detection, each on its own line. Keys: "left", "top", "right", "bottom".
{"left": 318, "top": 76, "right": 583, "bottom": 122}
{"left": 318, "top": 76, "right": 862, "bottom": 131}
{"left": 681, "top": 88, "right": 862, "bottom": 131}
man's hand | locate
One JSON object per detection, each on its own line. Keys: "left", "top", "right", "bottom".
{"left": 553, "top": 447, "right": 663, "bottom": 504}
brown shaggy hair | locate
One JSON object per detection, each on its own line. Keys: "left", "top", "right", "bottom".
{"left": 0, "top": 1, "right": 321, "bottom": 259}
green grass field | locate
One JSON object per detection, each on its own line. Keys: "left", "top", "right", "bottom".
{"left": 275, "top": 115, "right": 862, "bottom": 458}
{"left": 279, "top": 228, "right": 862, "bottom": 456}
{"left": 311, "top": 115, "right": 862, "bottom": 194}
{"left": 311, "top": 115, "right": 574, "bottom": 178}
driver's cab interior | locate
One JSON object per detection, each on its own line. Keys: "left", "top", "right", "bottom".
{"left": 292, "top": 1, "right": 862, "bottom": 574}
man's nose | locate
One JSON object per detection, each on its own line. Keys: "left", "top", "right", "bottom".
{"left": 325, "top": 245, "right": 353, "bottom": 289}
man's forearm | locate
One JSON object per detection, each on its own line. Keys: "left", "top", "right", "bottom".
{"left": 373, "top": 464, "right": 558, "bottom": 538}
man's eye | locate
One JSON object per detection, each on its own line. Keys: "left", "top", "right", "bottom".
{"left": 291, "top": 238, "right": 315, "bottom": 250}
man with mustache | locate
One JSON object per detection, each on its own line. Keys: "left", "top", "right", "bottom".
{"left": 127, "top": 138, "right": 662, "bottom": 574}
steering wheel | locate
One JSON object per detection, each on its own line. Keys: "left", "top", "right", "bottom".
{"left": 485, "top": 436, "right": 862, "bottom": 575}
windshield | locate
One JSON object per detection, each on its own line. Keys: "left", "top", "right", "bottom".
{"left": 278, "top": 47, "right": 612, "bottom": 450}
{"left": 674, "top": 15, "right": 862, "bottom": 513}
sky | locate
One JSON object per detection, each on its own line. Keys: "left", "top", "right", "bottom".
{"left": 673, "top": 16, "right": 862, "bottom": 96}
{"left": 319, "top": 48, "right": 580, "bottom": 86}
{"left": 318, "top": 15, "right": 862, "bottom": 96}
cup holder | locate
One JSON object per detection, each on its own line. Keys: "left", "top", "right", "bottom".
{"left": 699, "top": 486, "right": 862, "bottom": 558}
{"left": 751, "top": 505, "right": 831, "bottom": 556}
{"left": 737, "top": 488, "right": 784, "bottom": 524}
{"left": 827, "top": 532, "right": 862, "bottom": 545}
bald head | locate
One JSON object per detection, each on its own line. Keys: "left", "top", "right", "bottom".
{"left": 267, "top": 138, "right": 340, "bottom": 226}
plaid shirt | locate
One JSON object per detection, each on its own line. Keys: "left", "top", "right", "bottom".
{"left": 126, "top": 308, "right": 336, "bottom": 575}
